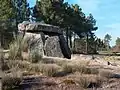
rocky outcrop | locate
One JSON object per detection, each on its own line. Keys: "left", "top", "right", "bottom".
{"left": 18, "top": 21, "right": 71, "bottom": 59}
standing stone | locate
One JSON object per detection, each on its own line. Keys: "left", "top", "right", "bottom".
{"left": 44, "top": 36, "right": 64, "bottom": 58}
{"left": 23, "top": 33, "right": 44, "bottom": 61}
{"left": 59, "top": 35, "right": 71, "bottom": 59}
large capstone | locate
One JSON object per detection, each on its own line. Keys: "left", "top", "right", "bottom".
{"left": 18, "top": 21, "right": 71, "bottom": 59}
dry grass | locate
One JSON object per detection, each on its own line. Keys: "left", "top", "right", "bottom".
{"left": 7, "top": 60, "right": 30, "bottom": 70}
{"left": 4, "top": 55, "right": 119, "bottom": 89}
{"left": 23, "top": 63, "right": 61, "bottom": 77}
{"left": 68, "top": 73, "right": 104, "bottom": 89}
{"left": 62, "top": 60, "right": 98, "bottom": 74}
{"left": 9, "top": 36, "right": 23, "bottom": 60}
{"left": 76, "top": 76, "right": 90, "bottom": 88}
{"left": 40, "top": 64, "right": 61, "bottom": 77}
{"left": 7, "top": 60, "right": 61, "bottom": 77}
{"left": 29, "top": 50, "right": 42, "bottom": 63}
{"left": 99, "top": 70, "right": 114, "bottom": 78}
{"left": 9, "top": 36, "right": 43, "bottom": 63}
{"left": 2, "top": 73, "right": 23, "bottom": 90}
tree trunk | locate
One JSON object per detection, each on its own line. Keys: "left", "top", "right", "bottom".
{"left": 73, "top": 33, "right": 75, "bottom": 49}
{"left": 69, "top": 32, "right": 72, "bottom": 48}
{"left": 0, "top": 33, "right": 4, "bottom": 71}
{"left": 66, "top": 29, "right": 69, "bottom": 45}
{"left": 86, "top": 33, "right": 88, "bottom": 54}
{"left": 0, "top": 34, "right": 1, "bottom": 49}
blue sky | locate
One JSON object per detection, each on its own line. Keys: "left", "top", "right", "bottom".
{"left": 28, "top": 0, "right": 120, "bottom": 46}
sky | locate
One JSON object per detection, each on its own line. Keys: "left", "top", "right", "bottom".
{"left": 28, "top": 0, "right": 120, "bottom": 46}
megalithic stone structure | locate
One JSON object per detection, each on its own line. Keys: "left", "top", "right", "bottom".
{"left": 18, "top": 21, "right": 71, "bottom": 59}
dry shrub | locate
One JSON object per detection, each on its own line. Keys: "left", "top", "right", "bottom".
{"left": 62, "top": 60, "right": 97, "bottom": 74}
{"left": 40, "top": 64, "right": 61, "bottom": 77}
{"left": 9, "top": 36, "right": 31, "bottom": 60}
{"left": 76, "top": 76, "right": 90, "bottom": 88}
{"left": 24, "top": 63, "right": 61, "bottom": 77}
{"left": 27, "top": 64, "right": 41, "bottom": 72}
{"left": 7, "top": 60, "right": 42, "bottom": 73}
{"left": 68, "top": 73, "right": 104, "bottom": 89}
{"left": 83, "top": 68, "right": 99, "bottom": 74}
{"left": 2, "top": 75, "right": 22, "bottom": 90}
{"left": 87, "top": 75, "right": 104, "bottom": 88}
{"left": 7, "top": 60, "right": 30, "bottom": 70}
{"left": 99, "top": 70, "right": 114, "bottom": 78}
{"left": 6, "top": 60, "right": 61, "bottom": 77}
{"left": 9, "top": 36, "right": 23, "bottom": 60}
{"left": 29, "top": 49, "right": 42, "bottom": 63}
{"left": 60, "top": 79, "right": 77, "bottom": 85}
{"left": 53, "top": 60, "right": 70, "bottom": 66}
{"left": 41, "top": 57, "right": 70, "bottom": 66}
{"left": 62, "top": 63, "right": 74, "bottom": 73}
{"left": 71, "top": 60, "right": 90, "bottom": 66}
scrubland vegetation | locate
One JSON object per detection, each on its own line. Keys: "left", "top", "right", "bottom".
{"left": 1, "top": 0, "right": 120, "bottom": 90}
{"left": 1, "top": 39, "right": 120, "bottom": 90}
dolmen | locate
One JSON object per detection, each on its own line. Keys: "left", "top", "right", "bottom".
{"left": 18, "top": 21, "right": 71, "bottom": 59}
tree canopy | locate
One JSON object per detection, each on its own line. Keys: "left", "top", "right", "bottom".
{"left": 104, "top": 34, "right": 112, "bottom": 50}
{"left": 33, "top": 0, "right": 98, "bottom": 38}
{"left": 116, "top": 37, "right": 120, "bottom": 46}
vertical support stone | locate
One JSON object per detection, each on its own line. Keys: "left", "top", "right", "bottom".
{"left": 59, "top": 35, "right": 71, "bottom": 59}
{"left": 44, "top": 36, "right": 64, "bottom": 58}
{"left": 23, "top": 33, "right": 44, "bottom": 62}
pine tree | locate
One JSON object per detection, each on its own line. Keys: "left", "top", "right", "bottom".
{"left": 13, "top": 0, "right": 30, "bottom": 23}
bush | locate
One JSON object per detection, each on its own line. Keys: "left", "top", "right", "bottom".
{"left": 9, "top": 36, "right": 23, "bottom": 60}
{"left": 62, "top": 63, "right": 74, "bottom": 73}
{"left": 24, "top": 63, "right": 61, "bottom": 77}
{"left": 76, "top": 76, "right": 90, "bottom": 88}
{"left": 62, "top": 61, "right": 96, "bottom": 74}
{"left": 99, "top": 70, "right": 114, "bottom": 78}
{"left": 29, "top": 49, "right": 42, "bottom": 63}
{"left": 40, "top": 64, "right": 61, "bottom": 77}
{"left": 7, "top": 60, "right": 30, "bottom": 71}
{"left": 69, "top": 73, "right": 103, "bottom": 89}
{"left": 83, "top": 68, "right": 99, "bottom": 74}
{"left": 9, "top": 36, "right": 30, "bottom": 60}
{"left": 2, "top": 75, "right": 22, "bottom": 90}
{"left": 27, "top": 64, "right": 41, "bottom": 73}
